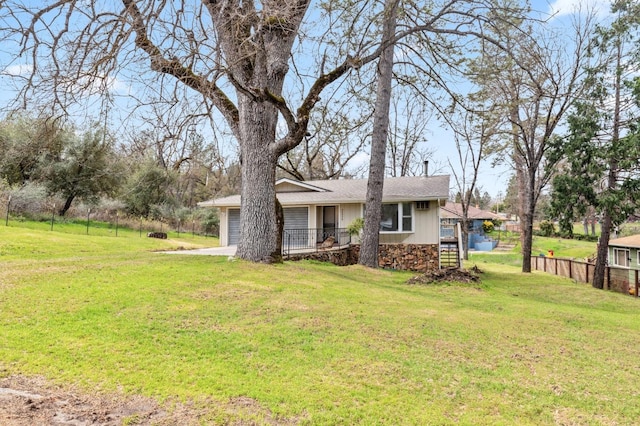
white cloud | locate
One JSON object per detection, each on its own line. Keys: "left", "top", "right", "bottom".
{"left": 2, "top": 63, "right": 33, "bottom": 76}
{"left": 77, "top": 75, "right": 130, "bottom": 95}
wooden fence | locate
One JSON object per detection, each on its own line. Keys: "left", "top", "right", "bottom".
{"left": 532, "top": 256, "right": 640, "bottom": 296}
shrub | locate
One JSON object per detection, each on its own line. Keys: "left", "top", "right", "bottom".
{"left": 346, "top": 217, "right": 365, "bottom": 236}
{"left": 196, "top": 208, "right": 219, "bottom": 236}
{"left": 482, "top": 220, "right": 494, "bottom": 233}
{"left": 539, "top": 220, "right": 556, "bottom": 237}
{"left": 8, "top": 182, "right": 49, "bottom": 217}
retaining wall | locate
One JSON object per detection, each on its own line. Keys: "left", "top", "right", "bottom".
{"left": 286, "top": 243, "right": 440, "bottom": 272}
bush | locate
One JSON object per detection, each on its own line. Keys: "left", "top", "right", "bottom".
{"left": 539, "top": 220, "right": 556, "bottom": 237}
{"left": 346, "top": 217, "right": 364, "bottom": 236}
{"left": 482, "top": 220, "right": 494, "bottom": 233}
{"left": 8, "top": 182, "right": 50, "bottom": 217}
{"left": 196, "top": 208, "right": 219, "bottom": 236}
{"left": 573, "top": 234, "right": 599, "bottom": 242}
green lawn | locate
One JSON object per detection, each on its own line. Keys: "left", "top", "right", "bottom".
{"left": 1, "top": 224, "right": 639, "bottom": 424}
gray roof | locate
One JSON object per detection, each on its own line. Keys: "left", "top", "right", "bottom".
{"left": 199, "top": 175, "right": 450, "bottom": 207}
{"left": 441, "top": 202, "right": 500, "bottom": 220}
{"left": 608, "top": 234, "right": 640, "bottom": 249}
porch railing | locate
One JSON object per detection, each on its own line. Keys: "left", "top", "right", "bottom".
{"left": 283, "top": 227, "right": 351, "bottom": 256}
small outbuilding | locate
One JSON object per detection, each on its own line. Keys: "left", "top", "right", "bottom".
{"left": 608, "top": 235, "right": 640, "bottom": 280}
{"left": 440, "top": 202, "right": 500, "bottom": 251}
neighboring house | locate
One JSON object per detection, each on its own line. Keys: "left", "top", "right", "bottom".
{"left": 199, "top": 175, "right": 450, "bottom": 271}
{"left": 608, "top": 235, "right": 640, "bottom": 285}
{"left": 440, "top": 202, "right": 500, "bottom": 251}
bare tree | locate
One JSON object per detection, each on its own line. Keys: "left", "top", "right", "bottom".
{"left": 469, "top": 12, "right": 595, "bottom": 272}
{"left": 277, "top": 101, "right": 372, "bottom": 181}
{"left": 448, "top": 108, "right": 496, "bottom": 260}
{"left": 387, "top": 89, "right": 435, "bottom": 177}
{"left": 360, "top": 0, "right": 399, "bottom": 268}
{"left": 0, "top": 0, "right": 530, "bottom": 263}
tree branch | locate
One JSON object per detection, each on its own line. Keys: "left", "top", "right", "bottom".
{"left": 122, "top": 0, "right": 240, "bottom": 137}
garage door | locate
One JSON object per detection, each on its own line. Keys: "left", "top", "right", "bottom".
{"left": 228, "top": 208, "right": 240, "bottom": 246}
{"left": 283, "top": 207, "right": 309, "bottom": 248}
{"left": 283, "top": 207, "right": 308, "bottom": 230}
{"left": 227, "top": 207, "right": 308, "bottom": 247}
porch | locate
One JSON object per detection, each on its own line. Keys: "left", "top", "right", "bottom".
{"left": 282, "top": 227, "right": 352, "bottom": 256}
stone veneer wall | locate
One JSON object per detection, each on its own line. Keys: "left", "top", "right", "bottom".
{"left": 286, "top": 244, "right": 440, "bottom": 272}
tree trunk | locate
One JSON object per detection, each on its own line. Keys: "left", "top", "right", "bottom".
{"left": 359, "top": 0, "right": 398, "bottom": 268}
{"left": 235, "top": 95, "right": 280, "bottom": 263}
{"left": 593, "top": 41, "right": 622, "bottom": 289}
{"left": 593, "top": 161, "right": 619, "bottom": 289}
{"left": 59, "top": 194, "right": 75, "bottom": 216}
{"left": 593, "top": 210, "right": 612, "bottom": 289}
{"left": 461, "top": 218, "right": 470, "bottom": 260}
{"left": 521, "top": 171, "right": 535, "bottom": 273}
{"left": 273, "top": 197, "right": 284, "bottom": 263}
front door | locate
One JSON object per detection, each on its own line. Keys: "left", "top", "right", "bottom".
{"left": 322, "top": 206, "right": 337, "bottom": 241}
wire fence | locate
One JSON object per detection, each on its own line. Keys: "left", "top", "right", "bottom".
{"left": 2, "top": 195, "right": 219, "bottom": 239}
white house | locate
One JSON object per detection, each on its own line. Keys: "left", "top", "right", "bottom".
{"left": 199, "top": 175, "right": 450, "bottom": 250}
{"left": 608, "top": 235, "right": 640, "bottom": 293}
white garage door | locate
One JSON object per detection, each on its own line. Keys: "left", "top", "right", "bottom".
{"left": 283, "top": 207, "right": 308, "bottom": 231}
{"left": 228, "top": 208, "right": 240, "bottom": 246}
{"left": 283, "top": 207, "right": 309, "bottom": 247}
{"left": 227, "top": 207, "right": 308, "bottom": 246}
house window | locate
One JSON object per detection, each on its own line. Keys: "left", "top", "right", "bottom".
{"left": 380, "top": 202, "right": 412, "bottom": 232}
{"left": 613, "top": 248, "right": 630, "bottom": 268}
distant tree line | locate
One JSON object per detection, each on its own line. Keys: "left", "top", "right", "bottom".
{"left": 0, "top": 115, "right": 238, "bottom": 230}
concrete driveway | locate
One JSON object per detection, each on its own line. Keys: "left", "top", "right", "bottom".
{"left": 162, "top": 246, "right": 237, "bottom": 256}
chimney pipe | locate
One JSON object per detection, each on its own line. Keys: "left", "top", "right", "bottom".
{"left": 423, "top": 160, "right": 429, "bottom": 177}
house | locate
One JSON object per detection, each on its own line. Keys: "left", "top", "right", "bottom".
{"left": 440, "top": 202, "right": 500, "bottom": 251}
{"left": 199, "top": 174, "right": 450, "bottom": 271}
{"left": 608, "top": 235, "right": 640, "bottom": 289}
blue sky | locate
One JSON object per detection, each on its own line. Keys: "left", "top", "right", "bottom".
{"left": 0, "top": 0, "right": 614, "bottom": 200}
{"left": 432, "top": 0, "right": 614, "bottom": 199}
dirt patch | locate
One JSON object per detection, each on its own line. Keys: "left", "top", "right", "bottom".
{"left": 406, "top": 266, "right": 483, "bottom": 285}
{"left": 0, "top": 375, "right": 174, "bottom": 425}
{"left": 0, "top": 375, "right": 302, "bottom": 425}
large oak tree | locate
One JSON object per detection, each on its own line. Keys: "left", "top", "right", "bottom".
{"left": 1, "top": 0, "right": 528, "bottom": 262}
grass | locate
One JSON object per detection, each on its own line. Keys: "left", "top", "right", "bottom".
{"left": 2, "top": 224, "right": 640, "bottom": 424}
{"left": 470, "top": 235, "right": 597, "bottom": 268}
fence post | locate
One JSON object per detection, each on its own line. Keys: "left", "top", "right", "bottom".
{"left": 635, "top": 270, "right": 639, "bottom": 298}
{"left": 5, "top": 194, "right": 10, "bottom": 226}
{"left": 115, "top": 211, "right": 119, "bottom": 237}
{"left": 568, "top": 260, "right": 572, "bottom": 280}
{"left": 50, "top": 204, "right": 55, "bottom": 231}
{"left": 86, "top": 208, "right": 91, "bottom": 235}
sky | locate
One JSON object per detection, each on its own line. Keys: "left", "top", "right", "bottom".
{"left": 425, "top": 0, "right": 614, "bottom": 199}
{"left": 0, "top": 0, "right": 615, "bottom": 201}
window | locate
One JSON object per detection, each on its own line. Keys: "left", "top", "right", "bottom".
{"left": 380, "top": 202, "right": 412, "bottom": 232}
{"left": 613, "top": 248, "right": 630, "bottom": 268}
{"left": 416, "top": 201, "right": 430, "bottom": 210}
